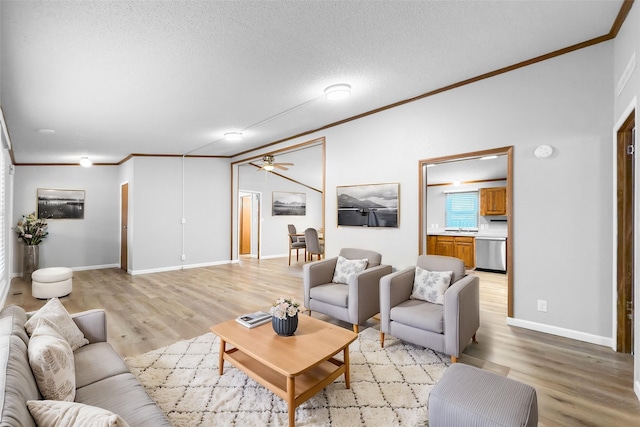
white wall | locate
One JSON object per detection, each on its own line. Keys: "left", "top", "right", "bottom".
{"left": 234, "top": 41, "right": 615, "bottom": 345}
{"left": 613, "top": 0, "right": 640, "bottom": 402}
{"left": 238, "top": 165, "right": 322, "bottom": 258}
{"left": 129, "top": 156, "right": 230, "bottom": 273}
{"left": 13, "top": 165, "right": 120, "bottom": 272}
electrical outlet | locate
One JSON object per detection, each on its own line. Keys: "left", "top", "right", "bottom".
{"left": 181, "top": 254, "right": 186, "bottom": 261}
{"left": 537, "top": 299, "right": 547, "bottom": 312}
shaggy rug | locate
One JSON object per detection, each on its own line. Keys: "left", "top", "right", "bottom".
{"left": 125, "top": 327, "right": 450, "bottom": 426}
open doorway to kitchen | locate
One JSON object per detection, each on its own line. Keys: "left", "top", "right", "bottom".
{"left": 419, "top": 146, "right": 514, "bottom": 317}
{"left": 617, "top": 111, "right": 635, "bottom": 354}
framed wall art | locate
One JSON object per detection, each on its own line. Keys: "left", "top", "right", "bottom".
{"left": 272, "top": 191, "right": 306, "bottom": 216}
{"left": 37, "top": 188, "right": 85, "bottom": 219}
{"left": 337, "top": 183, "right": 399, "bottom": 227}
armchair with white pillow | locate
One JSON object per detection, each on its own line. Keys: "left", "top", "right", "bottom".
{"left": 379, "top": 254, "right": 479, "bottom": 363}
{"left": 303, "top": 248, "right": 392, "bottom": 333}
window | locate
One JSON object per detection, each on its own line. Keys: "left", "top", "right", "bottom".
{"left": 445, "top": 191, "right": 478, "bottom": 229}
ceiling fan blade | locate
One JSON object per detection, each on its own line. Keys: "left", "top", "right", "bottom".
{"left": 276, "top": 162, "right": 294, "bottom": 166}
{"left": 274, "top": 164, "right": 289, "bottom": 170}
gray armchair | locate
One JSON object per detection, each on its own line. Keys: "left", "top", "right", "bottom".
{"left": 379, "top": 255, "right": 479, "bottom": 363}
{"left": 303, "top": 248, "right": 392, "bottom": 333}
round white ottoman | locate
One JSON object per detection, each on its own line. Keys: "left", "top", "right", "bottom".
{"left": 31, "top": 267, "right": 73, "bottom": 299}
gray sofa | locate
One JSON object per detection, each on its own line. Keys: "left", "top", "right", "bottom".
{"left": 0, "top": 304, "right": 170, "bottom": 427}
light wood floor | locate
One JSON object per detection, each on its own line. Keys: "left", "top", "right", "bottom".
{"left": 6, "top": 257, "right": 640, "bottom": 426}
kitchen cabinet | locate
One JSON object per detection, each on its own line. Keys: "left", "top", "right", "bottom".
{"left": 480, "top": 187, "right": 507, "bottom": 216}
{"left": 427, "top": 235, "right": 475, "bottom": 269}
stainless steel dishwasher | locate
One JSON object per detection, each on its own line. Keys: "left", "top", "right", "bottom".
{"left": 475, "top": 236, "right": 507, "bottom": 273}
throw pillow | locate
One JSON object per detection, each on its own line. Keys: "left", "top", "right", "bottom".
{"left": 27, "top": 400, "right": 130, "bottom": 427}
{"left": 25, "top": 297, "right": 89, "bottom": 351}
{"left": 28, "top": 322, "right": 76, "bottom": 401}
{"left": 332, "top": 255, "right": 368, "bottom": 284}
{"left": 410, "top": 267, "right": 453, "bottom": 305}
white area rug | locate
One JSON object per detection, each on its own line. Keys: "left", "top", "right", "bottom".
{"left": 125, "top": 327, "right": 449, "bottom": 426}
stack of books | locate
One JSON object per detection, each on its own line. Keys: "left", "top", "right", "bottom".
{"left": 235, "top": 311, "right": 272, "bottom": 328}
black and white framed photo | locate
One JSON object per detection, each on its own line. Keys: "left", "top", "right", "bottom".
{"left": 337, "top": 183, "right": 399, "bottom": 227}
{"left": 272, "top": 191, "right": 306, "bottom": 216}
{"left": 37, "top": 188, "right": 85, "bottom": 219}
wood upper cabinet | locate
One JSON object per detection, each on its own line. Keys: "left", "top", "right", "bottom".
{"left": 426, "top": 235, "right": 475, "bottom": 269}
{"left": 480, "top": 187, "right": 507, "bottom": 216}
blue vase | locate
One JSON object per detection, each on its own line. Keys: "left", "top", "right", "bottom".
{"left": 272, "top": 313, "right": 298, "bottom": 336}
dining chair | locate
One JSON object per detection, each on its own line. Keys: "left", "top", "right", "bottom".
{"left": 304, "top": 228, "right": 324, "bottom": 261}
{"left": 287, "top": 224, "right": 306, "bottom": 265}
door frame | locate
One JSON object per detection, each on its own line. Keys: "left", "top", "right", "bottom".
{"left": 120, "top": 182, "right": 129, "bottom": 272}
{"left": 616, "top": 109, "right": 635, "bottom": 353}
{"left": 419, "top": 146, "right": 514, "bottom": 317}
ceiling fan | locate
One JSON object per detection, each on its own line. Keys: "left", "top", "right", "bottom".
{"left": 257, "top": 155, "right": 294, "bottom": 171}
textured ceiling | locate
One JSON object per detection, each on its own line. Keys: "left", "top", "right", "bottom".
{"left": 0, "top": 0, "right": 625, "bottom": 165}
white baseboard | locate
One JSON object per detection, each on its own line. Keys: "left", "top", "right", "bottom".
{"left": 259, "top": 254, "right": 288, "bottom": 260}
{"left": 12, "top": 263, "right": 120, "bottom": 278}
{"left": 506, "top": 317, "right": 614, "bottom": 348}
{"left": 635, "top": 380, "right": 640, "bottom": 401}
{"left": 130, "top": 259, "right": 232, "bottom": 276}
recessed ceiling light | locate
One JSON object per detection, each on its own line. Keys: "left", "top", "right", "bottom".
{"left": 324, "top": 84, "right": 351, "bottom": 100}
{"left": 79, "top": 157, "right": 92, "bottom": 167}
{"left": 37, "top": 129, "right": 56, "bottom": 134}
{"left": 224, "top": 132, "right": 243, "bottom": 142}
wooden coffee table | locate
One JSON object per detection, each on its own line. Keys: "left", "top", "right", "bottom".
{"left": 210, "top": 314, "right": 358, "bottom": 427}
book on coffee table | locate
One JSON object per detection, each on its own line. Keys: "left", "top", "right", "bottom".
{"left": 236, "top": 311, "right": 272, "bottom": 328}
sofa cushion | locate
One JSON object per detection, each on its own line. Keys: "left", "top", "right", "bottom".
{"left": 27, "top": 323, "right": 76, "bottom": 401}
{"left": 0, "top": 336, "right": 40, "bottom": 427}
{"left": 390, "top": 299, "right": 444, "bottom": 334}
{"left": 74, "top": 342, "right": 131, "bottom": 388}
{"left": 76, "top": 373, "right": 170, "bottom": 427}
{"left": 25, "top": 298, "right": 88, "bottom": 351}
{"left": 332, "top": 255, "right": 368, "bottom": 284}
{"left": 309, "top": 283, "right": 348, "bottom": 307}
{"left": 410, "top": 267, "right": 452, "bottom": 305}
{"left": 27, "top": 400, "right": 130, "bottom": 427}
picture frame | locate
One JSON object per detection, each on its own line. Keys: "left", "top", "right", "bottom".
{"left": 337, "top": 183, "right": 399, "bottom": 227}
{"left": 272, "top": 191, "right": 306, "bottom": 216}
{"left": 37, "top": 188, "right": 85, "bottom": 219}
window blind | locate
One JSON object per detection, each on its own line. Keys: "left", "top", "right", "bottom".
{"left": 445, "top": 191, "right": 478, "bottom": 229}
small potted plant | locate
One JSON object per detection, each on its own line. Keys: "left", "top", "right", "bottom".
{"left": 269, "top": 297, "right": 301, "bottom": 336}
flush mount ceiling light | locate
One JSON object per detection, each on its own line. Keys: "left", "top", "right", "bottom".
{"left": 37, "top": 129, "right": 56, "bottom": 134}
{"left": 324, "top": 84, "right": 351, "bottom": 100}
{"left": 263, "top": 164, "right": 275, "bottom": 171}
{"left": 224, "top": 132, "right": 243, "bottom": 142}
{"left": 79, "top": 157, "right": 92, "bottom": 167}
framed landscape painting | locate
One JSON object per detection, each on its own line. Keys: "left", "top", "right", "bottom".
{"left": 337, "top": 183, "right": 399, "bottom": 227}
{"left": 272, "top": 191, "right": 306, "bottom": 216}
{"left": 37, "top": 188, "right": 85, "bottom": 219}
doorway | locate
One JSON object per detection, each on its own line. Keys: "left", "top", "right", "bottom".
{"left": 120, "top": 183, "right": 128, "bottom": 272}
{"left": 240, "top": 195, "right": 252, "bottom": 255}
{"left": 617, "top": 111, "right": 635, "bottom": 353}
{"left": 419, "top": 146, "right": 514, "bottom": 317}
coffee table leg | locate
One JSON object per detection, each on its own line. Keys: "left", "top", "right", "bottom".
{"left": 218, "top": 339, "right": 226, "bottom": 375}
{"left": 287, "top": 376, "right": 295, "bottom": 427}
{"left": 344, "top": 347, "right": 351, "bottom": 389}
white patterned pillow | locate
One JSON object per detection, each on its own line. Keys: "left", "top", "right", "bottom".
{"left": 27, "top": 400, "right": 130, "bottom": 427}
{"left": 28, "top": 322, "right": 76, "bottom": 401}
{"left": 332, "top": 256, "right": 368, "bottom": 284}
{"left": 410, "top": 267, "right": 453, "bottom": 305}
{"left": 25, "top": 297, "right": 89, "bottom": 351}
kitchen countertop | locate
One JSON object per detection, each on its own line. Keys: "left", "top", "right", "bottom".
{"left": 427, "top": 230, "right": 508, "bottom": 239}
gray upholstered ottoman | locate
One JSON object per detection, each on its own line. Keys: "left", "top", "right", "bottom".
{"left": 429, "top": 364, "right": 538, "bottom": 427}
